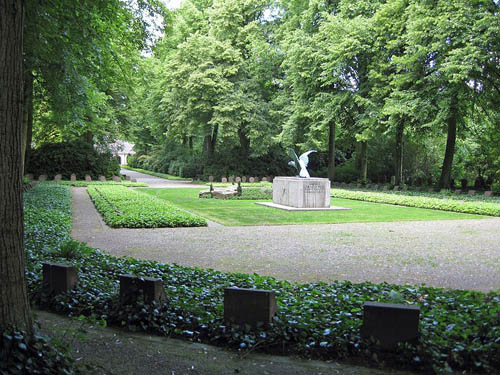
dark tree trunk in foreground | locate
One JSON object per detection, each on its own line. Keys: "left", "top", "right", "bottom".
{"left": 439, "top": 95, "right": 458, "bottom": 189}
{"left": 327, "top": 122, "right": 336, "bottom": 181}
{"left": 394, "top": 120, "right": 404, "bottom": 186}
{"left": 0, "top": 0, "right": 33, "bottom": 336}
{"left": 22, "top": 70, "right": 33, "bottom": 174}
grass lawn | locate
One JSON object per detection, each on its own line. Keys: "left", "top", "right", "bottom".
{"left": 140, "top": 188, "right": 486, "bottom": 226}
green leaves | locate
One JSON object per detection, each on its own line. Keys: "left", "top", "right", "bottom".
{"left": 87, "top": 185, "right": 207, "bottom": 228}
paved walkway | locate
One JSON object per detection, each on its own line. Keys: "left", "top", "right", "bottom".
{"left": 72, "top": 172, "right": 500, "bottom": 292}
{"left": 121, "top": 169, "right": 206, "bottom": 188}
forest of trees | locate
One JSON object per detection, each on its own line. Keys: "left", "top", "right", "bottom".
{"left": 21, "top": 0, "right": 500, "bottom": 190}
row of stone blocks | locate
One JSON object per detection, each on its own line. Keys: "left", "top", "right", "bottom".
{"left": 42, "top": 262, "right": 419, "bottom": 349}
{"left": 26, "top": 174, "right": 137, "bottom": 183}
{"left": 209, "top": 176, "right": 273, "bottom": 183}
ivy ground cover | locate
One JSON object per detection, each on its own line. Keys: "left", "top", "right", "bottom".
{"left": 141, "top": 188, "right": 485, "bottom": 226}
{"left": 331, "top": 189, "right": 500, "bottom": 217}
{"left": 24, "top": 183, "right": 500, "bottom": 374}
{"left": 87, "top": 185, "right": 207, "bottom": 228}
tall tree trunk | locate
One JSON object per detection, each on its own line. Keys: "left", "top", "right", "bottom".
{"left": 209, "top": 124, "right": 218, "bottom": 157}
{"left": 327, "top": 122, "right": 336, "bottom": 181}
{"left": 0, "top": 0, "right": 33, "bottom": 336}
{"left": 359, "top": 141, "right": 367, "bottom": 181}
{"left": 238, "top": 127, "right": 250, "bottom": 155}
{"left": 394, "top": 120, "right": 404, "bottom": 186}
{"left": 439, "top": 95, "right": 458, "bottom": 189}
{"left": 22, "top": 70, "right": 33, "bottom": 175}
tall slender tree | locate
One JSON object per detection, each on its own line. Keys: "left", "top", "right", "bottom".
{"left": 0, "top": 0, "right": 33, "bottom": 336}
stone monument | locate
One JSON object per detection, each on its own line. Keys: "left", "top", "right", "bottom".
{"left": 256, "top": 149, "right": 349, "bottom": 211}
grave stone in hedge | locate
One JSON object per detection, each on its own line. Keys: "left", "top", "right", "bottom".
{"left": 383, "top": 186, "right": 389, "bottom": 191}
{"left": 119, "top": 274, "right": 167, "bottom": 305}
{"left": 402, "top": 185, "right": 408, "bottom": 191}
{"left": 241, "top": 176, "right": 247, "bottom": 182}
{"left": 39, "top": 174, "right": 47, "bottom": 181}
{"left": 99, "top": 176, "right": 106, "bottom": 182}
{"left": 228, "top": 176, "right": 234, "bottom": 183}
{"left": 85, "top": 175, "right": 92, "bottom": 182}
{"left": 261, "top": 177, "right": 267, "bottom": 182}
{"left": 125, "top": 175, "right": 131, "bottom": 181}
{"left": 54, "top": 174, "right": 62, "bottom": 181}
{"left": 42, "top": 262, "right": 78, "bottom": 295}
{"left": 484, "top": 191, "right": 493, "bottom": 197}
{"left": 393, "top": 185, "right": 399, "bottom": 191}
{"left": 360, "top": 301, "right": 420, "bottom": 349}
{"left": 221, "top": 177, "right": 227, "bottom": 183}
{"left": 224, "top": 287, "right": 278, "bottom": 327}
{"left": 454, "top": 189, "right": 462, "bottom": 194}
{"left": 131, "top": 178, "right": 137, "bottom": 182}
{"left": 235, "top": 176, "right": 241, "bottom": 182}
{"left": 372, "top": 184, "right": 378, "bottom": 190}
{"left": 112, "top": 176, "right": 121, "bottom": 182}
{"left": 468, "top": 190, "right": 476, "bottom": 195}
{"left": 25, "top": 173, "right": 34, "bottom": 180}
{"left": 208, "top": 176, "right": 214, "bottom": 182}
{"left": 254, "top": 177, "right": 259, "bottom": 183}
{"left": 249, "top": 177, "right": 255, "bottom": 183}
{"left": 415, "top": 187, "right": 421, "bottom": 192}
{"left": 428, "top": 188, "right": 434, "bottom": 193}
{"left": 71, "top": 174, "right": 77, "bottom": 182}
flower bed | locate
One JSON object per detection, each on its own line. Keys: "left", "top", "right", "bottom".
{"left": 87, "top": 185, "right": 207, "bottom": 228}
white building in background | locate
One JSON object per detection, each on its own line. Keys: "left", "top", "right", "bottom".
{"left": 110, "top": 141, "right": 136, "bottom": 165}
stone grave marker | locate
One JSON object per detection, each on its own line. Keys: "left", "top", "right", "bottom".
{"left": 468, "top": 190, "right": 476, "bottom": 195}
{"left": 112, "top": 176, "right": 121, "bottom": 182}
{"left": 484, "top": 191, "right": 493, "bottom": 197}
{"left": 228, "top": 176, "right": 234, "bottom": 183}
{"left": 221, "top": 177, "right": 227, "bottom": 183}
{"left": 254, "top": 177, "right": 259, "bottom": 183}
{"left": 119, "top": 274, "right": 167, "bottom": 305}
{"left": 361, "top": 301, "right": 420, "bottom": 349}
{"left": 390, "top": 176, "right": 396, "bottom": 185}
{"left": 85, "top": 175, "right": 92, "bottom": 182}
{"left": 402, "top": 185, "right": 408, "bottom": 191}
{"left": 42, "top": 262, "right": 78, "bottom": 295}
{"left": 25, "top": 173, "right": 34, "bottom": 180}
{"left": 125, "top": 175, "right": 131, "bottom": 181}
{"left": 393, "top": 185, "right": 399, "bottom": 191}
{"left": 131, "top": 178, "right": 137, "bottom": 183}
{"left": 208, "top": 175, "right": 214, "bottom": 182}
{"left": 249, "top": 177, "right": 255, "bottom": 183}
{"left": 268, "top": 176, "right": 273, "bottom": 182}
{"left": 98, "top": 176, "right": 106, "bottom": 182}
{"left": 428, "top": 188, "right": 434, "bottom": 193}
{"left": 235, "top": 176, "right": 241, "bottom": 182}
{"left": 71, "top": 174, "right": 77, "bottom": 182}
{"left": 224, "top": 287, "right": 278, "bottom": 327}
{"left": 415, "top": 187, "right": 421, "bottom": 192}
{"left": 383, "top": 185, "right": 389, "bottom": 191}
{"left": 54, "top": 174, "right": 62, "bottom": 181}
{"left": 261, "top": 177, "right": 268, "bottom": 182}
{"left": 38, "top": 174, "right": 47, "bottom": 181}
{"left": 241, "top": 176, "right": 247, "bottom": 182}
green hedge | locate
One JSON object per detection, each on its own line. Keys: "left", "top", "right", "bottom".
{"left": 331, "top": 189, "right": 500, "bottom": 216}
{"left": 87, "top": 185, "right": 207, "bottom": 228}
{"left": 24, "top": 183, "right": 500, "bottom": 374}
{"left": 27, "top": 140, "right": 120, "bottom": 180}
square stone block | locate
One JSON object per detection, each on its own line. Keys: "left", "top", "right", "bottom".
{"left": 85, "top": 175, "right": 92, "bottom": 182}
{"left": 54, "top": 174, "right": 62, "bottom": 181}
{"left": 484, "top": 191, "right": 493, "bottom": 197}
{"left": 361, "top": 301, "right": 420, "bottom": 349}
{"left": 119, "top": 275, "right": 167, "bottom": 305}
{"left": 99, "top": 176, "right": 106, "bottom": 182}
{"left": 42, "top": 262, "right": 78, "bottom": 295}
{"left": 224, "top": 287, "right": 277, "bottom": 327}
{"left": 112, "top": 175, "right": 121, "bottom": 182}
{"left": 125, "top": 175, "right": 131, "bottom": 181}
{"left": 71, "top": 174, "right": 77, "bottom": 182}
{"left": 272, "top": 177, "right": 330, "bottom": 208}
{"left": 468, "top": 190, "right": 476, "bottom": 195}
{"left": 208, "top": 175, "right": 214, "bottom": 182}
{"left": 38, "top": 174, "right": 47, "bottom": 181}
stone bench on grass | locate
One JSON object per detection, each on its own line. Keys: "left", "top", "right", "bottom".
{"left": 119, "top": 274, "right": 167, "bottom": 305}
{"left": 360, "top": 301, "right": 420, "bottom": 349}
{"left": 224, "top": 287, "right": 278, "bottom": 327}
{"left": 42, "top": 262, "right": 78, "bottom": 295}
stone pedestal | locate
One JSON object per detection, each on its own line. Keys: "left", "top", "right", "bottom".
{"left": 272, "top": 177, "right": 330, "bottom": 208}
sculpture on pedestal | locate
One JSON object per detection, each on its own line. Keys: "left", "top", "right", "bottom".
{"left": 288, "top": 149, "right": 316, "bottom": 178}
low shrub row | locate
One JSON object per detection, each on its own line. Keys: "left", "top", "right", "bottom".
{"left": 24, "top": 184, "right": 500, "bottom": 374}
{"left": 227, "top": 188, "right": 272, "bottom": 200}
{"left": 331, "top": 189, "right": 500, "bottom": 217}
{"left": 87, "top": 185, "right": 207, "bottom": 228}
{"left": 121, "top": 166, "right": 189, "bottom": 181}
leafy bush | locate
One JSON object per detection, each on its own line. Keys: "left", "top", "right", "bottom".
{"left": 26, "top": 140, "right": 120, "bottom": 179}
{"left": 0, "top": 330, "right": 85, "bottom": 375}
{"left": 331, "top": 189, "right": 500, "bottom": 216}
{"left": 23, "top": 184, "right": 500, "bottom": 374}
{"left": 87, "top": 185, "right": 207, "bottom": 228}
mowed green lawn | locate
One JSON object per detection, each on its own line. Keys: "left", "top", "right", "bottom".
{"left": 140, "top": 188, "right": 487, "bottom": 226}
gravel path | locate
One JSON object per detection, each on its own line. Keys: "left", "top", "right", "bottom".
{"left": 72, "top": 173, "right": 500, "bottom": 292}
